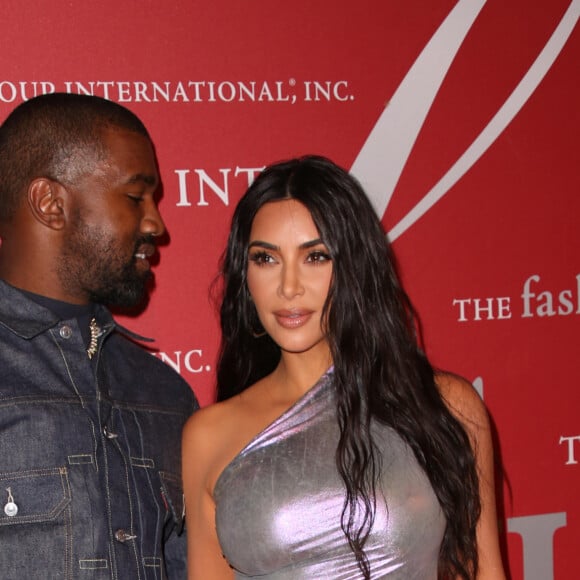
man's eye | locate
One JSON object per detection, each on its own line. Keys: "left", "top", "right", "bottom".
{"left": 127, "top": 195, "right": 144, "bottom": 204}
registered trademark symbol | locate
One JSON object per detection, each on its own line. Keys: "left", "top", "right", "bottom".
{"left": 289, "top": 78, "right": 296, "bottom": 86}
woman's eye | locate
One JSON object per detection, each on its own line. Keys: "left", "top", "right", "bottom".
{"left": 127, "top": 195, "right": 144, "bottom": 204}
{"left": 307, "top": 250, "right": 331, "bottom": 263}
{"left": 249, "top": 251, "right": 274, "bottom": 265}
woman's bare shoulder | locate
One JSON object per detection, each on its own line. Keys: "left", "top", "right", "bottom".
{"left": 182, "top": 379, "right": 276, "bottom": 491}
{"left": 435, "top": 372, "right": 489, "bottom": 430}
{"left": 182, "top": 395, "right": 245, "bottom": 452}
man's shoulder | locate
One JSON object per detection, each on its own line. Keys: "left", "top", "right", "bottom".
{"left": 106, "top": 331, "right": 199, "bottom": 411}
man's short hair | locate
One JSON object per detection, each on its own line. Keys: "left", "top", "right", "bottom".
{"left": 0, "top": 93, "right": 150, "bottom": 223}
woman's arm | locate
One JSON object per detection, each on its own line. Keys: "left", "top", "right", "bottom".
{"left": 182, "top": 411, "right": 235, "bottom": 580}
{"left": 438, "top": 373, "right": 507, "bottom": 579}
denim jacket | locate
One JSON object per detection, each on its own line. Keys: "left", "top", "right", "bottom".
{"left": 0, "top": 280, "right": 197, "bottom": 579}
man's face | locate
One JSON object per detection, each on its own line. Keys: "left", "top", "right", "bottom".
{"left": 58, "top": 128, "right": 165, "bottom": 307}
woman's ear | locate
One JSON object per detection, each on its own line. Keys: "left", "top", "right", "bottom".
{"left": 27, "top": 178, "right": 67, "bottom": 230}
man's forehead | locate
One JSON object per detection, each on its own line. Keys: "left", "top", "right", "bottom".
{"left": 125, "top": 172, "right": 159, "bottom": 187}
{"left": 67, "top": 130, "right": 159, "bottom": 189}
{"left": 100, "top": 128, "right": 157, "bottom": 168}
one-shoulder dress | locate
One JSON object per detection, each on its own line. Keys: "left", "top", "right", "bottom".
{"left": 213, "top": 370, "right": 446, "bottom": 579}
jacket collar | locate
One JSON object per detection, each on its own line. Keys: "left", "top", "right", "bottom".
{"left": 0, "top": 279, "right": 153, "bottom": 343}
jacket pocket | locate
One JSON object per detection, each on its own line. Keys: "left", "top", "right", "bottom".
{"left": 0, "top": 467, "right": 73, "bottom": 579}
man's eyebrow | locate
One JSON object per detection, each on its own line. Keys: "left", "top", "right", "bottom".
{"left": 126, "top": 173, "right": 158, "bottom": 187}
{"left": 247, "top": 238, "right": 324, "bottom": 251}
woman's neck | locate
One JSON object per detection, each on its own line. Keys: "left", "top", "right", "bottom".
{"left": 272, "top": 344, "right": 333, "bottom": 398}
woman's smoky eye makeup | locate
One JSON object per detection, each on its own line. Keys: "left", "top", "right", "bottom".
{"left": 248, "top": 250, "right": 273, "bottom": 265}
{"left": 247, "top": 241, "right": 332, "bottom": 266}
{"left": 247, "top": 240, "right": 274, "bottom": 264}
{"left": 306, "top": 249, "right": 332, "bottom": 263}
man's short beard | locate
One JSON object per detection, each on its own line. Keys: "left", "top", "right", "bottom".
{"left": 88, "top": 260, "right": 152, "bottom": 308}
{"left": 58, "top": 208, "right": 154, "bottom": 308}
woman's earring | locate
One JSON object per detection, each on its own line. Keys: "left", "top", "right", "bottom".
{"left": 251, "top": 322, "right": 267, "bottom": 339}
{"left": 249, "top": 310, "right": 267, "bottom": 338}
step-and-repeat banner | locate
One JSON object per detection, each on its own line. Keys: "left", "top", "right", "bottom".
{"left": 1, "top": 1, "right": 578, "bottom": 577}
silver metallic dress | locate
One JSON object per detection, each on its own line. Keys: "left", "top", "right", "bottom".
{"left": 214, "top": 370, "right": 445, "bottom": 578}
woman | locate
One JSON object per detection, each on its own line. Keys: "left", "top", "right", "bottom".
{"left": 182, "top": 155, "right": 506, "bottom": 579}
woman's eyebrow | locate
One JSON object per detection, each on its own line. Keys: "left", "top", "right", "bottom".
{"left": 247, "top": 238, "right": 324, "bottom": 251}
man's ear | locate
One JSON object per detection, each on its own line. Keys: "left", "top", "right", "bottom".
{"left": 27, "top": 178, "right": 67, "bottom": 230}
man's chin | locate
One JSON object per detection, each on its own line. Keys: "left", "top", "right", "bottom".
{"left": 91, "top": 272, "right": 153, "bottom": 309}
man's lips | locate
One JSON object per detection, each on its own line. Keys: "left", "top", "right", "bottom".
{"left": 134, "top": 243, "right": 156, "bottom": 271}
{"left": 273, "top": 308, "right": 314, "bottom": 329}
{"left": 134, "top": 243, "right": 155, "bottom": 261}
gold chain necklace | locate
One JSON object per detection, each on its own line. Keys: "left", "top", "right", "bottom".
{"left": 87, "top": 317, "right": 100, "bottom": 359}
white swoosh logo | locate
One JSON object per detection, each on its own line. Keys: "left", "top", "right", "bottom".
{"left": 350, "top": 0, "right": 579, "bottom": 242}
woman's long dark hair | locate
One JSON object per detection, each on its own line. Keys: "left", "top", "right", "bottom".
{"left": 216, "top": 155, "right": 480, "bottom": 579}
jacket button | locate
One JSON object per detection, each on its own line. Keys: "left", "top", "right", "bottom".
{"left": 4, "top": 501, "right": 18, "bottom": 517}
{"left": 59, "top": 325, "right": 73, "bottom": 339}
{"left": 4, "top": 488, "right": 18, "bottom": 517}
{"left": 114, "top": 529, "right": 137, "bottom": 543}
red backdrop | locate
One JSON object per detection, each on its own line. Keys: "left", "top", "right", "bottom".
{"left": 1, "top": 1, "right": 578, "bottom": 577}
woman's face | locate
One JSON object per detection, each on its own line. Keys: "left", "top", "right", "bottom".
{"left": 246, "top": 199, "right": 333, "bottom": 357}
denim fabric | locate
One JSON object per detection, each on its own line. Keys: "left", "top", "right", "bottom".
{"left": 0, "top": 280, "right": 198, "bottom": 579}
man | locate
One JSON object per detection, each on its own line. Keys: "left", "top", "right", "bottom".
{"left": 0, "top": 93, "right": 197, "bottom": 579}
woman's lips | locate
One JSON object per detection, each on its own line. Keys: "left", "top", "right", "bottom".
{"left": 273, "top": 309, "right": 313, "bottom": 329}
